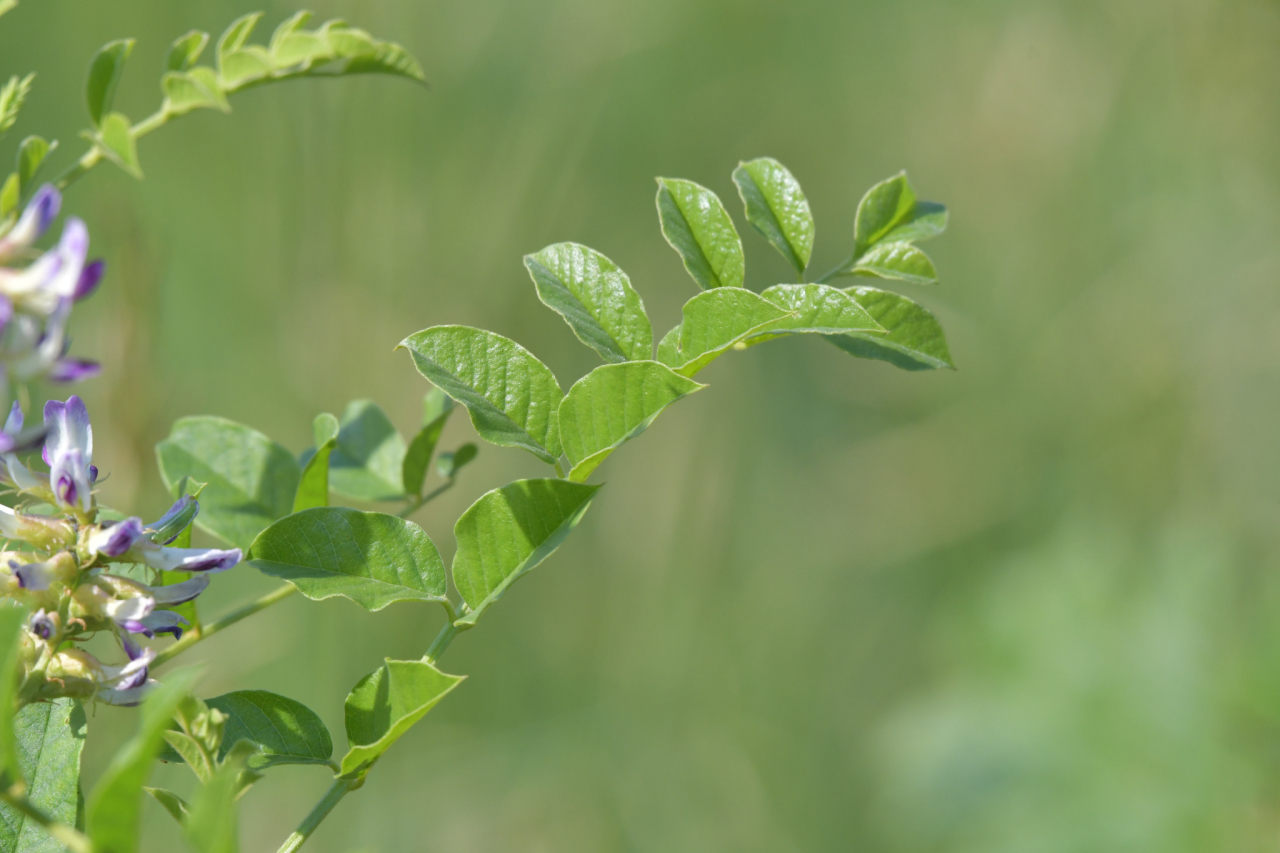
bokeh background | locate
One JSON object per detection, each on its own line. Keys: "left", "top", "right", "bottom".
{"left": 7, "top": 0, "right": 1280, "bottom": 849}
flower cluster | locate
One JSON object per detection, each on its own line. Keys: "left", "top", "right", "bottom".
{"left": 0, "top": 184, "right": 102, "bottom": 395}
{"left": 2, "top": 396, "right": 241, "bottom": 706}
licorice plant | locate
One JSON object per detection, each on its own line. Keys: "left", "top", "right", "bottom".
{"left": 0, "top": 6, "right": 954, "bottom": 852}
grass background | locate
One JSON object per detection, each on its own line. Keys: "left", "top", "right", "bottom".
{"left": 7, "top": 0, "right": 1280, "bottom": 849}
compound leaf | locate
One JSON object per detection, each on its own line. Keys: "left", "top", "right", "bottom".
{"left": 756, "top": 284, "right": 884, "bottom": 336}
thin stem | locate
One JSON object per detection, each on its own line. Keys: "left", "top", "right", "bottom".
{"left": 397, "top": 480, "right": 454, "bottom": 519}
{"left": 152, "top": 584, "right": 297, "bottom": 667}
{"left": 553, "top": 460, "right": 565, "bottom": 479}
{"left": 0, "top": 787, "right": 92, "bottom": 853}
{"left": 814, "top": 252, "right": 856, "bottom": 284}
{"left": 424, "top": 621, "right": 461, "bottom": 665}
{"left": 274, "top": 779, "right": 355, "bottom": 853}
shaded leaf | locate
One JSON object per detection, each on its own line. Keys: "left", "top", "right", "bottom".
{"left": 0, "top": 700, "right": 87, "bottom": 853}
{"left": 452, "top": 479, "right": 600, "bottom": 626}
{"left": 558, "top": 361, "right": 703, "bottom": 482}
{"left": 852, "top": 242, "right": 938, "bottom": 285}
{"left": 293, "top": 413, "right": 338, "bottom": 513}
{"left": 16, "top": 136, "right": 53, "bottom": 190}
{"left": 435, "top": 443, "right": 477, "bottom": 480}
{"left": 143, "top": 788, "right": 188, "bottom": 825}
{"left": 826, "top": 285, "right": 954, "bottom": 371}
{"left": 95, "top": 112, "right": 141, "bottom": 179}
{"left": 166, "top": 31, "right": 209, "bottom": 72}
{"left": 162, "top": 70, "right": 228, "bottom": 116}
{"left": 329, "top": 401, "right": 406, "bottom": 502}
{"left": 402, "top": 391, "right": 453, "bottom": 497}
{"left": 157, "top": 416, "right": 301, "bottom": 550}
{"left": 85, "top": 40, "right": 133, "bottom": 127}
{"left": 399, "top": 326, "right": 563, "bottom": 464}
{"left": 882, "top": 200, "right": 948, "bottom": 245}
{"left": 0, "top": 605, "right": 26, "bottom": 782}
{"left": 340, "top": 42, "right": 427, "bottom": 83}
{"left": 205, "top": 691, "right": 332, "bottom": 770}
{"left": 524, "top": 243, "right": 653, "bottom": 363}
{"left": 249, "top": 508, "right": 446, "bottom": 611}
{"left": 0, "top": 173, "right": 17, "bottom": 218}
{"left": 86, "top": 668, "right": 201, "bottom": 853}
{"left": 656, "top": 178, "right": 744, "bottom": 290}
{"left": 854, "top": 171, "right": 916, "bottom": 257}
{"left": 667, "top": 288, "right": 792, "bottom": 376}
{"left": 183, "top": 757, "right": 241, "bottom": 853}
{"left": 341, "top": 659, "right": 463, "bottom": 778}
{"left": 732, "top": 157, "right": 814, "bottom": 274}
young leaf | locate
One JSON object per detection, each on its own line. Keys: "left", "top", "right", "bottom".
{"left": 328, "top": 400, "right": 406, "bottom": 502}
{"left": 86, "top": 668, "right": 201, "bottom": 853}
{"left": 452, "top": 479, "right": 600, "bottom": 626}
{"left": 558, "top": 362, "right": 704, "bottom": 482}
{"left": 341, "top": 659, "right": 463, "bottom": 778}
{"left": 656, "top": 178, "right": 745, "bottom": 290}
{"left": 219, "top": 47, "right": 273, "bottom": 89}
{"left": 15, "top": 135, "right": 53, "bottom": 190}
{"left": 166, "top": 31, "right": 209, "bottom": 72}
{"left": 204, "top": 691, "right": 333, "bottom": 770}
{"left": 340, "top": 42, "right": 427, "bottom": 83}
{"left": 183, "top": 757, "right": 241, "bottom": 853}
{"left": 655, "top": 325, "right": 682, "bottom": 368}
{"left": 248, "top": 508, "right": 447, "bottom": 611}
{"left": 162, "top": 71, "right": 229, "bottom": 116}
{"left": 157, "top": 416, "right": 301, "bottom": 550}
{"left": 524, "top": 243, "right": 653, "bottom": 363}
{"left": 85, "top": 40, "right": 134, "bottom": 127}
{"left": 666, "top": 288, "right": 792, "bottom": 377}
{"left": 851, "top": 242, "right": 938, "bottom": 285}
{"left": 0, "top": 700, "right": 87, "bottom": 853}
{"left": 0, "top": 74, "right": 34, "bottom": 140}
{"left": 0, "top": 172, "right": 18, "bottom": 218}
{"left": 269, "top": 10, "right": 312, "bottom": 50}
{"left": 144, "top": 788, "right": 189, "bottom": 825}
{"left": 399, "top": 326, "right": 563, "bottom": 465}
{"left": 0, "top": 605, "right": 27, "bottom": 783}
{"left": 435, "top": 443, "right": 477, "bottom": 479}
{"left": 95, "top": 112, "right": 142, "bottom": 179}
{"left": 826, "top": 285, "right": 954, "bottom": 371}
{"left": 217, "top": 13, "right": 263, "bottom": 65}
{"left": 853, "top": 171, "right": 916, "bottom": 257}
{"left": 402, "top": 391, "right": 454, "bottom": 497}
{"left": 732, "top": 157, "right": 814, "bottom": 275}
{"left": 293, "top": 413, "right": 339, "bottom": 512}
{"left": 755, "top": 284, "right": 884, "bottom": 337}
{"left": 272, "top": 32, "right": 329, "bottom": 68}
{"left": 881, "top": 200, "right": 948, "bottom": 245}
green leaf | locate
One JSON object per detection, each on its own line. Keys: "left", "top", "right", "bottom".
{"left": 665, "top": 288, "right": 792, "bottom": 377}
{"left": 558, "top": 362, "right": 703, "bottom": 482}
{"left": 293, "top": 413, "right": 339, "bottom": 513}
{"left": 851, "top": 242, "right": 938, "bottom": 285}
{"left": 854, "top": 171, "right": 916, "bottom": 257}
{"left": 248, "top": 508, "right": 446, "bottom": 611}
{"left": 15, "top": 136, "right": 53, "bottom": 190}
{"left": 217, "top": 13, "right": 263, "bottom": 64}
{"left": 882, "top": 200, "right": 948, "bottom": 245}
{"left": 157, "top": 416, "right": 301, "bottom": 550}
{"left": 340, "top": 41, "right": 427, "bottom": 83}
{"left": 732, "top": 157, "right": 814, "bottom": 274}
{"left": 655, "top": 325, "right": 682, "bottom": 368}
{"left": 85, "top": 40, "right": 133, "bottom": 127}
{"left": 162, "top": 70, "right": 229, "bottom": 116}
{"left": 0, "top": 699, "right": 87, "bottom": 853}
{"left": 219, "top": 47, "right": 273, "bottom": 89}
{"left": 524, "top": 243, "right": 653, "bottom": 363}
{"left": 0, "top": 74, "right": 34, "bottom": 140}
{"left": 204, "top": 691, "right": 332, "bottom": 770}
{"left": 272, "top": 32, "right": 329, "bottom": 68}
{"left": 826, "top": 285, "right": 954, "bottom": 371}
{"left": 340, "top": 659, "right": 463, "bottom": 778}
{"left": 0, "top": 173, "right": 17, "bottom": 221}
{"left": 399, "top": 326, "right": 563, "bottom": 465}
{"left": 755, "top": 284, "right": 885, "bottom": 337}
{"left": 166, "top": 31, "right": 209, "bottom": 72}
{"left": 0, "top": 605, "right": 27, "bottom": 783}
{"left": 0, "top": 1, "right": 16, "bottom": 20}
{"left": 86, "top": 668, "right": 201, "bottom": 853}
{"left": 402, "top": 391, "right": 453, "bottom": 497}
{"left": 183, "top": 757, "right": 241, "bottom": 853}
{"left": 328, "top": 400, "right": 406, "bottom": 502}
{"left": 143, "top": 788, "right": 188, "bottom": 825}
{"left": 435, "top": 443, "right": 477, "bottom": 479}
{"left": 325, "top": 25, "right": 377, "bottom": 58}
{"left": 94, "top": 112, "right": 141, "bottom": 179}
{"left": 656, "top": 178, "right": 745, "bottom": 290}
{"left": 269, "top": 10, "right": 312, "bottom": 50}
{"left": 452, "top": 479, "right": 600, "bottom": 625}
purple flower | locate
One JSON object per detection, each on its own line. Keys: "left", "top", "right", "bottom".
{"left": 140, "top": 546, "right": 242, "bottom": 574}
{"left": 88, "top": 517, "right": 146, "bottom": 558}
{"left": 27, "top": 609, "right": 56, "bottom": 640}
{"left": 132, "top": 610, "right": 188, "bottom": 640}
{"left": 148, "top": 574, "right": 211, "bottom": 605}
{"left": 0, "top": 402, "right": 43, "bottom": 492}
{"left": 0, "top": 186, "right": 60, "bottom": 260}
{"left": 44, "top": 395, "right": 94, "bottom": 512}
{"left": 146, "top": 495, "right": 199, "bottom": 545}
{"left": 11, "top": 558, "right": 58, "bottom": 590}
{"left": 73, "top": 259, "right": 104, "bottom": 302}
{"left": 103, "top": 594, "right": 155, "bottom": 634}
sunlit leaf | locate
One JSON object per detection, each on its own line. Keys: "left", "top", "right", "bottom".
{"left": 452, "top": 479, "right": 600, "bottom": 625}
{"left": 204, "top": 691, "right": 332, "bottom": 770}
{"left": 166, "top": 31, "right": 209, "bottom": 72}
{"left": 656, "top": 178, "right": 745, "bottom": 290}
{"left": 524, "top": 243, "right": 653, "bottom": 363}
{"left": 826, "top": 285, "right": 954, "bottom": 371}
{"left": 755, "top": 284, "right": 884, "bottom": 337}
{"left": 0, "top": 605, "right": 26, "bottom": 783}
{"left": 293, "top": 413, "right": 338, "bottom": 512}
{"left": 0, "top": 173, "right": 17, "bottom": 219}
{"left": 269, "top": 10, "right": 312, "bottom": 50}
{"left": 249, "top": 508, "right": 446, "bottom": 611}
{"left": 162, "top": 70, "right": 228, "bottom": 116}
{"left": 732, "top": 157, "right": 814, "bottom": 274}
{"left": 0, "top": 699, "right": 87, "bottom": 853}
{"left": 328, "top": 400, "right": 406, "bottom": 502}
{"left": 85, "top": 40, "right": 133, "bottom": 127}
{"left": 157, "top": 416, "right": 301, "bottom": 550}
{"left": 558, "top": 362, "right": 703, "bottom": 481}
{"left": 665, "top": 288, "right": 792, "bottom": 376}
{"left": 0, "top": 74, "right": 33, "bottom": 141}
{"left": 399, "top": 326, "right": 563, "bottom": 465}
{"left": 217, "top": 13, "right": 263, "bottom": 64}
{"left": 402, "top": 390, "right": 453, "bottom": 497}
{"left": 86, "top": 668, "right": 201, "bottom": 853}
{"left": 0, "top": 1, "right": 16, "bottom": 20}
{"left": 854, "top": 171, "right": 916, "bottom": 257}
{"left": 851, "top": 242, "right": 938, "bottom": 285}
{"left": 219, "top": 47, "right": 272, "bottom": 89}
{"left": 340, "top": 659, "right": 463, "bottom": 778}
{"left": 655, "top": 325, "right": 682, "bottom": 368}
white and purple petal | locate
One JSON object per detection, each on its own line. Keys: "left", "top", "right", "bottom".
{"left": 73, "top": 259, "right": 104, "bottom": 302}
{"left": 148, "top": 574, "right": 210, "bottom": 606}
{"left": 11, "top": 558, "right": 56, "bottom": 590}
{"left": 140, "top": 546, "right": 242, "bottom": 574}
{"left": 88, "top": 517, "right": 145, "bottom": 558}
{"left": 0, "top": 185, "right": 61, "bottom": 258}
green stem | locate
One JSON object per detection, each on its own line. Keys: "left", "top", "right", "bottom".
{"left": 152, "top": 584, "right": 298, "bottom": 667}
{"left": 553, "top": 460, "right": 566, "bottom": 479}
{"left": 424, "top": 621, "right": 461, "bottom": 665}
{"left": 397, "top": 480, "right": 454, "bottom": 519}
{"left": 274, "top": 778, "right": 356, "bottom": 853}
{"left": 0, "top": 787, "right": 93, "bottom": 853}
{"left": 814, "top": 252, "right": 856, "bottom": 284}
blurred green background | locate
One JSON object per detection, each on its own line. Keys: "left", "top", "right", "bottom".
{"left": 8, "top": 0, "right": 1280, "bottom": 850}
